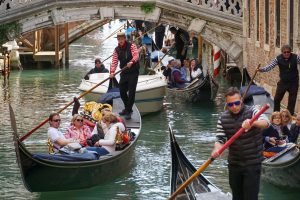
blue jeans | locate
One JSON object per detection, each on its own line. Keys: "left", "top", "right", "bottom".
{"left": 86, "top": 147, "right": 109, "bottom": 156}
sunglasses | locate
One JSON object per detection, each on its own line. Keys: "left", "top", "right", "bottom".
{"left": 283, "top": 51, "right": 291, "bottom": 54}
{"left": 52, "top": 119, "right": 61, "bottom": 122}
{"left": 227, "top": 101, "right": 241, "bottom": 107}
{"left": 76, "top": 119, "right": 83, "bottom": 122}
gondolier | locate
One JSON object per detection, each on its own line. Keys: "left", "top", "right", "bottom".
{"left": 211, "top": 87, "right": 269, "bottom": 200}
{"left": 169, "top": 27, "right": 190, "bottom": 65}
{"left": 258, "top": 44, "right": 300, "bottom": 115}
{"left": 110, "top": 32, "right": 139, "bottom": 120}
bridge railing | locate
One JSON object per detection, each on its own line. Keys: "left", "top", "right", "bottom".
{"left": 0, "top": 0, "right": 242, "bottom": 26}
{"left": 185, "top": 0, "right": 242, "bottom": 17}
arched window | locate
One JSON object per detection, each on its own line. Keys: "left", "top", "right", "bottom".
{"left": 248, "top": 0, "right": 251, "bottom": 38}
{"left": 256, "top": 0, "right": 259, "bottom": 41}
{"left": 288, "top": 0, "right": 294, "bottom": 50}
{"left": 275, "top": 0, "right": 280, "bottom": 47}
{"left": 265, "top": 0, "right": 269, "bottom": 44}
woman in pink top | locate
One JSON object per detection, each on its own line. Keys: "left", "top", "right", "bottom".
{"left": 65, "top": 114, "right": 92, "bottom": 147}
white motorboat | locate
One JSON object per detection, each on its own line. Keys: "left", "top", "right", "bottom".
{"left": 78, "top": 73, "right": 166, "bottom": 115}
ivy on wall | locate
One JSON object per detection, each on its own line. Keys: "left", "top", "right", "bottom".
{"left": 140, "top": 3, "right": 156, "bottom": 14}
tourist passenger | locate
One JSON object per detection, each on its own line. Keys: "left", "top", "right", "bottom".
{"left": 190, "top": 58, "right": 203, "bottom": 80}
{"left": 262, "top": 111, "right": 289, "bottom": 150}
{"left": 162, "top": 59, "right": 174, "bottom": 84}
{"left": 280, "top": 109, "right": 293, "bottom": 130}
{"left": 64, "top": 114, "right": 92, "bottom": 147}
{"left": 181, "top": 59, "right": 191, "bottom": 82}
{"left": 289, "top": 113, "right": 300, "bottom": 143}
{"left": 258, "top": 44, "right": 300, "bottom": 115}
{"left": 84, "top": 58, "right": 109, "bottom": 80}
{"left": 88, "top": 108, "right": 127, "bottom": 146}
{"left": 170, "top": 59, "right": 188, "bottom": 88}
{"left": 169, "top": 27, "right": 190, "bottom": 64}
{"left": 211, "top": 87, "right": 269, "bottom": 200}
{"left": 87, "top": 113, "right": 125, "bottom": 156}
{"left": 109, "top": 32, "right": 139, "bottom": 120}
{"left": 47, "top": 113, "right": 78, "bottom": 152}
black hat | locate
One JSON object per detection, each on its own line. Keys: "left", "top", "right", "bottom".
{"left": 95, "top": 58, "right": 101, "bottom": 63}
{"left": 169, "top": 27, "right": 177, "bottom": 32}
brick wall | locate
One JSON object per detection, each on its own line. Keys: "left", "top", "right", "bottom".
{"left": 244, "top": 0, "right": 300, "bottom": 113}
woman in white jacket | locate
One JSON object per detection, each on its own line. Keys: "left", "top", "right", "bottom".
{"left": 87, "top": 113, "right": 125, "bottom": 156}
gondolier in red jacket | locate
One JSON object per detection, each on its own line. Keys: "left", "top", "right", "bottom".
{"left": 109, "top": 32, "right": 139, "bottom": 120}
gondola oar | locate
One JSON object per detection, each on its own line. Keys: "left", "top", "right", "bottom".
{"left": 168, "top": 103, "right": 270, "bottom": 200}
{"left": 20, "top": 67, "right": 128, "bottom": 142}
{"left": 152, "top": 47, "right": 175, "bottom": 71}
{"left": 242, "top": 64, "right": 261, "bottom": 101}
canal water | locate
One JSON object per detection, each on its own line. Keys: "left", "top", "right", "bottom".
{"left": 0, "top": 20, "right": 299, "bottom": 200}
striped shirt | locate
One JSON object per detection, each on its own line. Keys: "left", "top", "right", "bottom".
{"left": 110, "top": 43, "right": 139, "bottom": 74}
{"left": 259, "top": 54, "right": 300, "bottom": 72}
{"left": 216, "top": 105, "right": 269, "bottom": 144}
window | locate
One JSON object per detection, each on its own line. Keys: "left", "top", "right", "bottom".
{"left": 275, "top": 0, "right": 280, "bottom": 47}
{"left": 265, "top": 0, "right": 269, "bottom": 44}
{"left": 256, "top": 0, "right": 259, "bottom": 41}
{"left": 289, "top": 0, "right": 294, "bottom": 50}
{"left": 248, "top": 0, "right": 251, "bottom": 38}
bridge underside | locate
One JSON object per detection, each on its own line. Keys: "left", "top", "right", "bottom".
{"left": 0, "top": 0, "right": 243, "bottom": 67}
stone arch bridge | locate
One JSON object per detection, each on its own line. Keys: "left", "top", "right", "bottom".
{"left": 0, "top": 0, "right": 243, "bottom": 66}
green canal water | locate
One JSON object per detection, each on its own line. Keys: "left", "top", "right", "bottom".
{"left": 0, "top": 20, "right": 299, "bottom": 199}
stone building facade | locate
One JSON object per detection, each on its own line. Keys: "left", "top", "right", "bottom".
{"left": 243, "top": 0, "right": 300, "bottom": 113}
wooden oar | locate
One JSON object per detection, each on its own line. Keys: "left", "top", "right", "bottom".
{"left": 242, "top": 64, "right": 261, "bottom": 101}
{"left": 152, "top": 47, "right": 175, "bottom": 71}
{"left": 20, "top": 67, "right": 128, "bottom": 142}
{"left": 168, "top": 103, "right": 270, "bottom": 200}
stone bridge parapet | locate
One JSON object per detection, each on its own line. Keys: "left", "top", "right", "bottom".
{"left": 0, "top": 0, "right": 244, "bottom": 66}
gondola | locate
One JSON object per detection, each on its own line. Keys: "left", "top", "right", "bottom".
{"left": 169, "top": 125, "right": 231, "bottom": 200}
{"left": 9, "top": 98, "right": 141, "bottom": 192}
{"left": 262, "top": 143, "right": 300, "bottom": 189}
{"left": 166, "top": 72, "right": 218, "bottom": 102}
{"left": 241, "top": 69, "right": 300, "bottom": 189}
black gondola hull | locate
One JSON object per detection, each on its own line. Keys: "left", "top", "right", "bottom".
{"left": 10, "top": 98, "right": 141, "bottom": 192}
{"left": 169, "top": 125, "right": 231, "bottom": 199}
{"left": 166, "top": 74, "right": 218, "bottom": 102}
{"left": 262, "top": 145, "right": 300, "bottom": 189}
{"left": 16, "top": 140, "right": 137, "bottom": 192}
{"left": 241, "top": 72, "right": 300, "bottom": 189}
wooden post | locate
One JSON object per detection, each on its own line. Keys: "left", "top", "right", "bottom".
{"left": 54, "top": 25, "right": 60, "bottom": 67}
{"left": 64, "top": 23, "right": 69, "bottom": 66}
{"left": 197, "top": 35, "right": 203, "bottom": 64}
{"left": 34, "top": 30, "right": 40, "bottom": 54}
{"left": 7, "top": 51, "right": 10, "bottom": 79}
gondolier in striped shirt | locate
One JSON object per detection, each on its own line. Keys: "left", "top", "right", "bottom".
{"left": 110, "top": 32, "right": 139, "bottom": 120}
{"left": 211, "top": 87, "right": 269, "bottom": 200}
{"left": 258, "top": 44, "right": 300, "bottom": 115}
